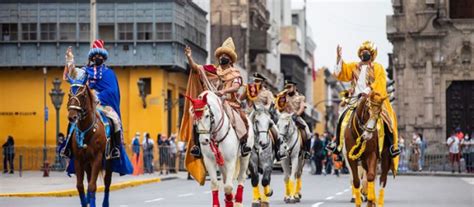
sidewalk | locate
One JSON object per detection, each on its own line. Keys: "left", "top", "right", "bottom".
{"left": 0, "top": 171, "right": 187, "bottom": 197}
{"left": 397, "top": 171, "right": 474, "bottom": 177}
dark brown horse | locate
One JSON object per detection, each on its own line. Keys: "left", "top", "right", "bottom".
{"left": 344, "top": 92, "right": 393, "bottom": 207}
{"left": 67, "top": 84, "right": 112, "bottom": 207}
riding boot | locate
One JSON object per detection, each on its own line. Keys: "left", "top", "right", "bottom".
{"left": 106, "top": 131, "right": 121, "bottom": 160}
{"left": 61, "top": 122, "right": 73, "bottom": 158}
{"left": 384, "top": 124, "right": 400, "bottom": 158}
{"left": 239, "top": 110, "right": 251, "bottom": 156}
{"left": 190, "top": 125, "right": 202, "bottom": 158}
{"left": 271, "top": 126, "right": 287, "bottom": 160}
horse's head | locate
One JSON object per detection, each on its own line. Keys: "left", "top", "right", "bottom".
{"left": 187, "top": 93, "right": 213, "bottom": 145}
{"left": 67, "top": 84, "right": 95, "bottom": 123}
{"left": 355, "top": 92, "right": 387, "bottom": 139}
{"left": 276, "top": 112, "right": 296, "bottom": 143}
{"left": 252, "top": 104, "right": 273, "bottom": 149}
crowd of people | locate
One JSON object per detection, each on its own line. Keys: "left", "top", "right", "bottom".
{"left": 309, "top": 132, "right": 346, "bottom": 176}
{"left": 130, "top": 132, "right": 184, "bottom": 176}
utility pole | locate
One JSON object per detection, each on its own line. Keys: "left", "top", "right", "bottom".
{"left": 90, "top": 0, "right": 97, "bottom": 45}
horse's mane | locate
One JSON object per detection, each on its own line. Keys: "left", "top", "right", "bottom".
{"left": 279, "top": 112, "right": 292, "bottom": 120}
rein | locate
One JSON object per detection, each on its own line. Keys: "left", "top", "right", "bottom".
{"left": 67, "top": 84, "right": 97, "bottom": 148}
{"left": 280, "top": 117, "right": 298, "bottom": 154}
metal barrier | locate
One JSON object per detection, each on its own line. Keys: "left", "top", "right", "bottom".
{"left": 127, "top": 144, "right": 185, "bottom": 175}
{"left": 1, "top": 146, "right": 58, "bottom": 171}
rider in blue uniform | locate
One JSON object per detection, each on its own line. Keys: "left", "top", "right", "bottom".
{"left": 63, "top": 40, "right": 132, "bottom": 175}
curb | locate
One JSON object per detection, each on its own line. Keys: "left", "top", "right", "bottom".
{"left": 0, "top": 176, "right": 177, "bottom": 198}
{"left": 394, "top": 172, "right": 474, "bottom": 178}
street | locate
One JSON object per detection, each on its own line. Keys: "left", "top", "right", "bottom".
{"left": 1, "top": 170, "right": 473, "bottom": 207}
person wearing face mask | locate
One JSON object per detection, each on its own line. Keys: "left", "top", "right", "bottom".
{"left": 327, "top": 41, "right": 400, "bottom": 169}
{"left": 183, "top": 37, "right": 251, "bottom": 159}
{"left": 275, "top": 80, "right": 313, "bottom": 160}
{"left": 62, "top": 40, "right": 133, "bottom": 176}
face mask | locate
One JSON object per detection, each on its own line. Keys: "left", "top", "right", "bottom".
{"left": 219, "top": 57, "right": 230, "bottom": 65}
{"left": 288, "top": 91, "right": 295, "bottom": 96}
{"left": 94, "top": 58, "right": 104, "bottom": 66}
{"left": 361, "top": 52, "right": 371, "bottom": 62}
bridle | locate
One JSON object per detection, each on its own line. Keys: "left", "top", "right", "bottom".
{"left": 252, "top": 109, "right": 271, "bottom": 150}
{"left": 279, "top": 115, "right": 298, "bottom": 153}
{"left": 194, "top": 99, "right": 230, "bottom": 144}
{"left": 67, "top": 84, "right": 98, "bottom": 148}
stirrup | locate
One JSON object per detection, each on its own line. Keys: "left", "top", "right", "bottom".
{"left": 190, "top": 145, "right": 202, "bottom": 158}
{"left": 241, "top": 144, "right": 251, "bottom": 156}
{"left": 389, "top": 146, "right": 400, "bottom": 158}
{"left": 106, "top": 147, "right": 120, "bottom": 160}
{"left": 303, "top": 151, "right": 311, "bottom": 159}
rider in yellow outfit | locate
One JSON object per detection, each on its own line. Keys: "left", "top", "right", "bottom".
{"left": 328, "top": 41, "right": 400, "bottom": 161}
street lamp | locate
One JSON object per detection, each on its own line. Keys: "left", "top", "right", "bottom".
{"left": 49, "top": 78, "right": 65, "bottom": 170}
{"left": 42, "top": 67, "right": 49, "bottom": 177}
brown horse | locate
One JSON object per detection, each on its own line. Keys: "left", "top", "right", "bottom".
{"left": 67, "top": 84, "right": 112, "bottom": 207}
{"left": 344, "top": 92, "right": 393, "bottom": 207}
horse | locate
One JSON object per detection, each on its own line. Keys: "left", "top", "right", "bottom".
{"left": 343, "top": 92, "right": 393, "bottom": 207}
{"left": 248, "top": 104, "right": 276, "bottom": 207}
{"left": 277, "top": 112, "right": 305, "bottom": 203}
{"left": 67, "top": 83, "right": 113, "bottom": 207}
{"left": 187, "top": 91, "right": 254, "bottom": 207}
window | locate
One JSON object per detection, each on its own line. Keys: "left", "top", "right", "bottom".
{"left": 156, "top": 23, "right": 172, "bottom": 40}
{"left": 175, "top": 24, "right": 185, "bottom": 41}
{"left": 40, "top": 23, "right": 57, "bottom": 41}
{"left": 99, "top": 24, "right": 115, "bottom": 41}
{"left": 118, "top": 23, "right": 133, "bottom": 41}
{"left": 1, "top": 24, "right": 18, "bottom": 41}
{"left": 450, "top": 0, "right": 474, "bottom": 19}
{"left": 137, "top": 23, "right": 152, "bottom": 40}
{"left": 79, "top": 23, "right": 90, "bottom": 41}
{"left": 21, "top": 23, "right": 37, "bottom": 41}
{"left": 292, "top": 14, "right": 299, "bottom": 26}
{"left": 139, "top": 77, "right": 152, "bottom": 95}
{"left": 60, "top": 23, "right": 76, "bottom": 41}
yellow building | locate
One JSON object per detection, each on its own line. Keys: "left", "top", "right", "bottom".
{"left": 0, "top": 67, "right": 188, "bottom": 148}
{"left": 312, "top": 67, "right": 327, "bottom": 135}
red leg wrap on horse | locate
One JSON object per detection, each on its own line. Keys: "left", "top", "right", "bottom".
{"left": 235, "top": 185, "right": 244, "bottom": 203}
{"left": 224, "top": 193, "right": 233, "bottom": 207}
{"left": 212, "top": 190, "right": 220, "bottom": 207}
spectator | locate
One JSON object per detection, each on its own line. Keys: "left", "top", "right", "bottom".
{"left": 57, "top": 133, "right": 66, "bottom": 169}
{"left": 169, "top": 134, "right": 178, "bottom": 173}
{"left": 419, "top": 133, "right": 427, "bottom": 171}
{"left": 461, "top": 134, "right": 472, "bottom": 173}
{"left": 447, "top": 132, "right": 461, "bottom": 173}
{"left": 413, "top": 133, "right": 423, "bottom": 171}
{"left": 2, "top": 135, "right": 15, "bottom": 174}
{"left": 158, "top": 134, "right": 170, "bottom": 175}
{"left": 131, "top": 132, "right": 143, "bottom": 175}
{"left": 324, "top": 134, "right": 334, "bottom": 175}
{"left": 409, "top": 134, "right": 420, "bottom": 171}
{"left": 398, "top": 135, "right": 408, "bottom": 172}
{"left": 311, "top": 133, "right": 324, "bottom": 175}
{"left": 142, "top": 132, "right": 155, "bottom": 174}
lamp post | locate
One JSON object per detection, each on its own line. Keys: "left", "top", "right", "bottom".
{"left": 49, "top": 78, "right": 65, "bottom": 170}
{"left": 43, "top": 67, "right": 49, "bottom": 177}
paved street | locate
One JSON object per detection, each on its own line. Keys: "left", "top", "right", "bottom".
{"left": 1, "top": 169, "right": 473, "bottom": 207}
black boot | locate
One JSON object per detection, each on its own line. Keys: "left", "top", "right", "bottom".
{"left": 106, "top": 131, "right": 121, "bottom": 160}
{"left": 390, "top": 145, "right": 400, "bottom": 158}
{"left": 190, "top": 125, "right": 202, "bottom": 158}
{"left": 240, "top": 135, "right": 251, "bottom": 157}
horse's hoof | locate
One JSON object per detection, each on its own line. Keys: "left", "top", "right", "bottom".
{"left": 260, "top": 201, "right": 270, "bottom": 207}
{"left": 251, "top": 202, "right": 260, "bottom": 207}
{"left": 350, "top": 197, "right": 355, "bottom": 203}
{"left": 234, "top": 202, "right": 243, "bottom": 207}
{"left": 294, "top": 196, "right": 301, "bottom": 203}
{"left": 284, "top": 197, "right": 290, "bottom": 203}
{"left": 289, "top": 198, "right": 296, "bottom": 204}
{"left": 265, "top": 189, "right": 273, "bottom": 197}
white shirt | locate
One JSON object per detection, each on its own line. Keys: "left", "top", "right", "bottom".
{"left": 334, "top": 60, "right": 371, "bottom": 97}
{"left": 447, "top": 136, "right": 460, "bottom": 154}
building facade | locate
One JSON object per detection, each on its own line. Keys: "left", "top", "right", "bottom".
{"left": 0, "top": 0, "right": 208, "bottom": 147}
{"left": 387, "top": 0, "right": 474, "bottom": 151}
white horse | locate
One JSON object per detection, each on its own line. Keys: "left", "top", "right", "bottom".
{"left": 248, "top": 104, "right": 276, "bottom": 207}
{"left": 277, "top": 112, "right": 305, "bottom": 203}
{"left": 189, "top": 91, "right": 254, "bottom": 207}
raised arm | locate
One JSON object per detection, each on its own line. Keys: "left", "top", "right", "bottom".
{"left": 331, "top": 45, "right": 357, "bottom": 82}
{"left": 63, "top": 46, "right": 75, "bottom": 81}
{"left": 184, "top": 46, "right": 203, "bottom": 72}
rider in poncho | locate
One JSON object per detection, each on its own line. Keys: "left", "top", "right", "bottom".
{"left": 61, "top": 40, "right": 133, "bottom": 175}
{"left": 328, "top": 41, "right": 400, "bottom": 167}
